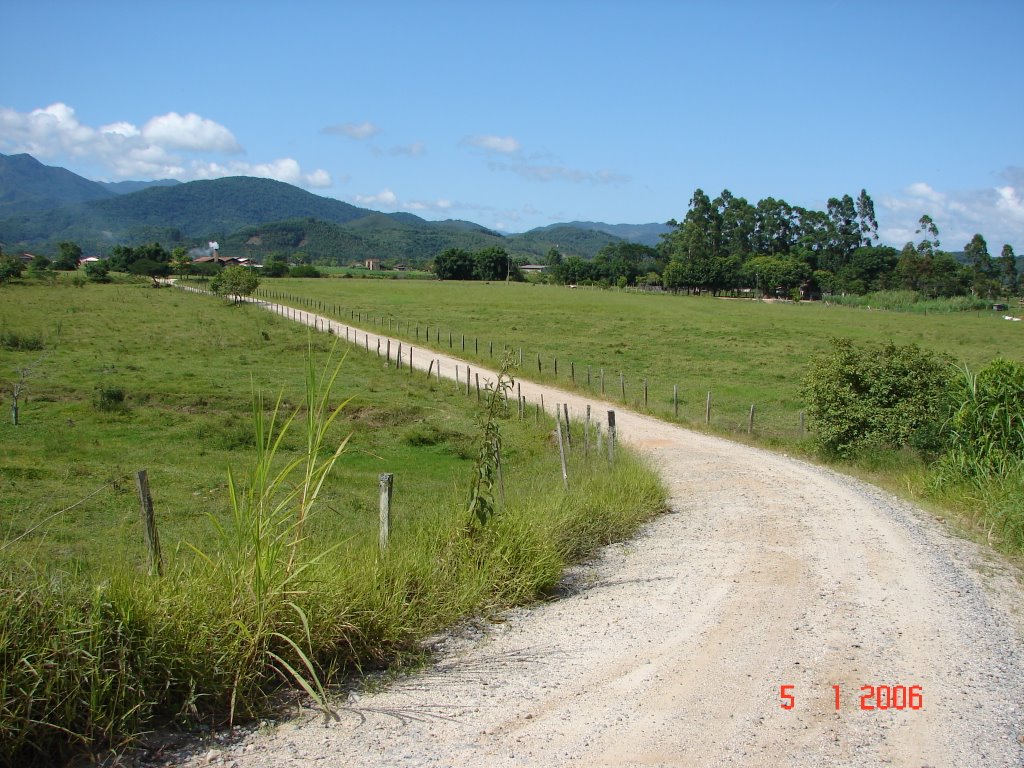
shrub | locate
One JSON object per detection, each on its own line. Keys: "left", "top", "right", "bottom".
{"left": 93, "top": 385, "right": 126, "bottom": 411}
{"left": 84, "top": 261, "right": 111, "bottom": 283}
{"left": 802, "top": 338, "right": 953, "bottom": 458}
{"left": 0, "top": 329, "right": 45, "bottom": 351}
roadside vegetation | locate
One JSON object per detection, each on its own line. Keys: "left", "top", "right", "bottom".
{"left": 0, "top": 279, "right": 663, "bottom": 766}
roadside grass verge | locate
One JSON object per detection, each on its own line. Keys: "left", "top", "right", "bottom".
{"left": 0, "top": 280, "right": 664, "bottom": 765}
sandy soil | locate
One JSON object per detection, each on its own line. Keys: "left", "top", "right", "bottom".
{"left": 167, "top": 292, "right": 1024, "bottom": 767}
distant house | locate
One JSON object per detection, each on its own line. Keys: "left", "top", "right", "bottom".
{"left": 19, "top": 252, "right": 35, "bottom": 263}
{"left": 393, "top": 263, "right": 408, "bottom": 272}
{"left": 80, "top": 256, "right": 101, "bottom": 265}
{"left": 365, "top": 258, "right": 382, "bottom": 271}
{"left": 193, "top": 255, "right": 244, "bottom": 268}
{"left": 519, "top": 264, "right": 548, "bottom": 275}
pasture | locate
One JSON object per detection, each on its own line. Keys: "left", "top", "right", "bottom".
{"left": 250, "top": 278, "right": 1023, "bottom": 441}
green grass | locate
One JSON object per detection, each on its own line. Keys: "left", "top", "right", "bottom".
{"left": 250, "top": 278, "right": 1023, "bottom": 440}
{"left": 0, "top": 279, "right": 664, "bottom": 765}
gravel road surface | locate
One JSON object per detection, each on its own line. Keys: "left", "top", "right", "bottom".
{"left": 169, "top": 292, "right": 1024, "bottom": 767}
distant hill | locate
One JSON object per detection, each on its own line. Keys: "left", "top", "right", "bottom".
{"left": 541, "top": 220, "right": 672, "bottom": 247}
{"left": 0, "top": 152, "right": 666, "bottom": 264}
{"left": 505, "top": 225, "right": 624, "bottom": 260}
{"left": 99, "top": 179, "right": 182, "bottom": 195}
{"left": 224, "top": 215, "right": 510, "bottom": 264}
{"left": 0, "top": 176, "right": 380, "bottom": 252}
{"left": 0, "top": 152, "right": 115, "bottom": 216}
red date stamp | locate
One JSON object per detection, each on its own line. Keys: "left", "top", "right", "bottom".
{"left": 780, "top": 684, "right": 923, "bottom": 711}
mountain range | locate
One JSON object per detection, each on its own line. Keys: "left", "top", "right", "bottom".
{"left": 0, "top": 152, "right": 669, "bottom": 263}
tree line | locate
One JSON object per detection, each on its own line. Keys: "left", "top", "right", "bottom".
{"left": 470, "top": 188, "right": 1019, "bottom": 299}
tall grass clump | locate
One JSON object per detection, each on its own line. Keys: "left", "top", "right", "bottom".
{"left": 826, "top": 290, "right": 991, "bottom": 313}
{"left": 931, "top": 358, "right": 1024, "bottom": 550}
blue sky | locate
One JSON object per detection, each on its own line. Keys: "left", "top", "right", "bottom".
{"left": 2, "top": 1, "right": 1022, "bottom": 250}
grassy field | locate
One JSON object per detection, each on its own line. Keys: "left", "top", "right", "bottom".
{"left": 249, "top": 278, "right": 1023, "bottom": 442}
{"left": 0, "top": 278, "right": 664, "bottom": 764}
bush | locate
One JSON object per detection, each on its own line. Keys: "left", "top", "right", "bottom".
{"left": 84, "top": 261, "right": 111, "bottom": 283}
{"left": 802, "top": 338, "right": 952, "bottom": 458}
{"left": 0, "top": 328, "right": 45, "bottom": 351}
{"left": 93, "top": 385, "right": 126, "bottom": 411}
{"left": 289, "top": 264, "right": 321, "bottom": 278}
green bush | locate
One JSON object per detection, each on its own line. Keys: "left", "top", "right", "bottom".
{"left": 802, "top": 338, "right": 952, "bottom": 458}
{"left": 93, "top": 385, "right": 126, "bottom": 411}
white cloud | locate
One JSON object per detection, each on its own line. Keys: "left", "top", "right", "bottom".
{"left": 323, "top": 121, "right": 381, "bottom": 140}
{"left": 879, "top": 174, "right": 1024, "bottom": 250}
{"left": 461, "top": 134, "right": 521, "bottom": 154}
{"left": 192, "top": 158, "right": 332, "bottom": 188}
{"left": 354, "top": 188, "right": 399, "bottom": 207}
{"left": 141, "top": 112, "right": 241, "bottom": 153}
{"left": 0, "top": 102, "right": 331, "bottom": 189}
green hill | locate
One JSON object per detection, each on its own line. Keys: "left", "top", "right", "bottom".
{"left": 505, "top": 225, "right": 624, "bottom": 260}
{"left": 0, "top": 152, "right": 114, "bottom": 217}
{"left": 0, "top": 176, "right": 379, "bottom": 253}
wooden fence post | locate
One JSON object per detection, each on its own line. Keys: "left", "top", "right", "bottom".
{"left": 607, "top": 411, "right": 616, "bottom": 463}
{"left": 748, "top": 404, "right": 755, "bottom": 435}
{"left": 466, "top": 366, "right": 472, "bottom": 396}
{"left": 554, "top": 357, "right": 558, "bottom": 377}
{"left": 584, "top": 404, "right": 591, "bottom": 455}
{"left": 705, "top": 392, "right": 712, "bottom": 425}
{"left": 427, "top": 359, "right": 434, "bottom": 379}
{"left": 555, "top": 405, "right": 569, "bottom": 490}
{"left": 475, "top": 372, "right": 481, "bottom": 401}
{"left": 673, "top": 384, "right": 679, "bottom": 418}
{"left": 562, "top": 403, "right": 572, "bottom": 447}
{"left": 135, "top": 470, "right": 163, "bottom": 577}
{"left": 571, "top": 361, "right": 575, "bottom": 384}
{"left": 619, "top": 372, "right": 625, "bottom": 401}
{"left": 643, "top": 378, "right": 648, "bottom": 408}
{"left": 378, "top": 473, "right": 393, "bottom": 552}
{"left": 600, "top": 368, "right": 605, "bottom": 394}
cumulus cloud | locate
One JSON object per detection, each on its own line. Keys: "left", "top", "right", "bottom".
{"left": 322, "top": 121, "right": 381, "bottom": 140}
{"left": 192, "top": 158, "right": 332, "bottom": 188}
{"left": 354, "top": 188, "right": 399, "bottom": 207}
{"left": 879, "top": 174, "right": 1024, "bottom": 250}
{"left": 0, "top": 102, "right": 331, "bottom": 189}
{"left": 461, "top": 134, "right": 521, "bottom": 154}
{"left": 141, "top": 112, "right": 241, "bottom": 152}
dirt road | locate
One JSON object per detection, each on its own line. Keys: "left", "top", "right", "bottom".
{"left": 172, "top": 292, "right": 1024, "bottom": 766}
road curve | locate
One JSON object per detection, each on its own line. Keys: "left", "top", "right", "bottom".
{"left": 172, "top": 288, "right": 1024, "bottom": 767}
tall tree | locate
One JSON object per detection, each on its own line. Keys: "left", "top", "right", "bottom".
{"left": 54, "top": 241, "right": 82, "bottom": 271}
{"left": 855, "top": 189, "right": 879, "bottom": 245}
{"left": 999, "top": 244, "right": 1019, "bottom": 293}
{"left": 963, "top": 234, "right": 995, "bottom": 296}
{"left": 433, "top": 248, "right": 474, "bottom": 280}
{"left": 715, "top": 190, "right": 756, "bottom": 259}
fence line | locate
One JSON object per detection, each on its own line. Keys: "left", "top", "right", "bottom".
{"left": 178, "top": 282, "right": 811, "bottom": 440}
